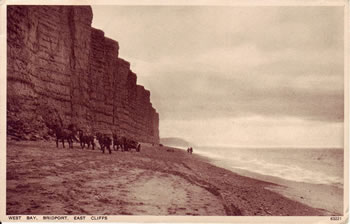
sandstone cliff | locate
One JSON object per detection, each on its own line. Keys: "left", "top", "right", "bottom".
{"left": 7, "top": 5, "right": 159, "bottom": 144}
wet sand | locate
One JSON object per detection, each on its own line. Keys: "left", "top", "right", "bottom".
{"left": 219, "top": 166, "right": 343, "bottom": 215}
{"left": 6, "top": 140, "right": 337, "bottom": 216}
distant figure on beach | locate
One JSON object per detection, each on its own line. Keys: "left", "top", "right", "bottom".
{"left": 187, "top": 147, "right": 193, "bottom": 154}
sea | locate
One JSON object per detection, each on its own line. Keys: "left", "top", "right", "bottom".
{"left": 182, "top": 146, "right": 344, "bottom": 189}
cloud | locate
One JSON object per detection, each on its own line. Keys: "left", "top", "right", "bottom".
{"left": 92, "top": 6, "right": 344, "bottom": 146}
{"left": 129, "top": 42, "right": 343, "bottom": 122}
{"left": 92, "top": 6, "right": 343, "bottom": 59}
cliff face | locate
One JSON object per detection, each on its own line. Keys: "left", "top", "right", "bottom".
{"left": 7, "top": 5, "right": 159, "bottom": 144}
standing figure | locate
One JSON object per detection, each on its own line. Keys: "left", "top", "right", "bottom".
{"left": 96, "top": 132, "right": 112, "bottom": 154}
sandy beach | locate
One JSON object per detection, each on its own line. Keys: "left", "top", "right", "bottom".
{"left": 6, "top": 140, "right": 339, "bottom": 216}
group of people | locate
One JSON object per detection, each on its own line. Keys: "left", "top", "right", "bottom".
{"left": 51, "top": 123, "right": 141, "bottom": 154}
{"left": 187, "top": 147, "right": 193, "bottom": 154}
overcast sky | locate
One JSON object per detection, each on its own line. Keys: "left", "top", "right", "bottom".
{"left": 92, "top": 6, "right": 344, "bottom": 147}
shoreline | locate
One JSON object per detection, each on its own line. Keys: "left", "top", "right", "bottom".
{"left": 6, "top": 140, "right": 341, "bottom": 216}
{"left": 190, "top": 148, "right": 343, "bottom": 215}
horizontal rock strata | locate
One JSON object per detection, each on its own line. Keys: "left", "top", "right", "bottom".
{"left": 7, "top": 5, "right": 159, "bottom": 143}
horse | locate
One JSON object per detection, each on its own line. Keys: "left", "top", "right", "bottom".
{"left": 78, "top": 129, "right": 95, "bottom": 150}
{"left": 96, "top": 132, "right": 112, "bottom": 154}
{"left": 112, "top": 134, "right": 124, "bottom": 151}
{"left": 51, "top": 124, "right": 77, "bottom": 148}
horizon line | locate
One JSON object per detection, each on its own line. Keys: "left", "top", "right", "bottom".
{"left": 195, "top": 145, "right": 344, "bottom": 149}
